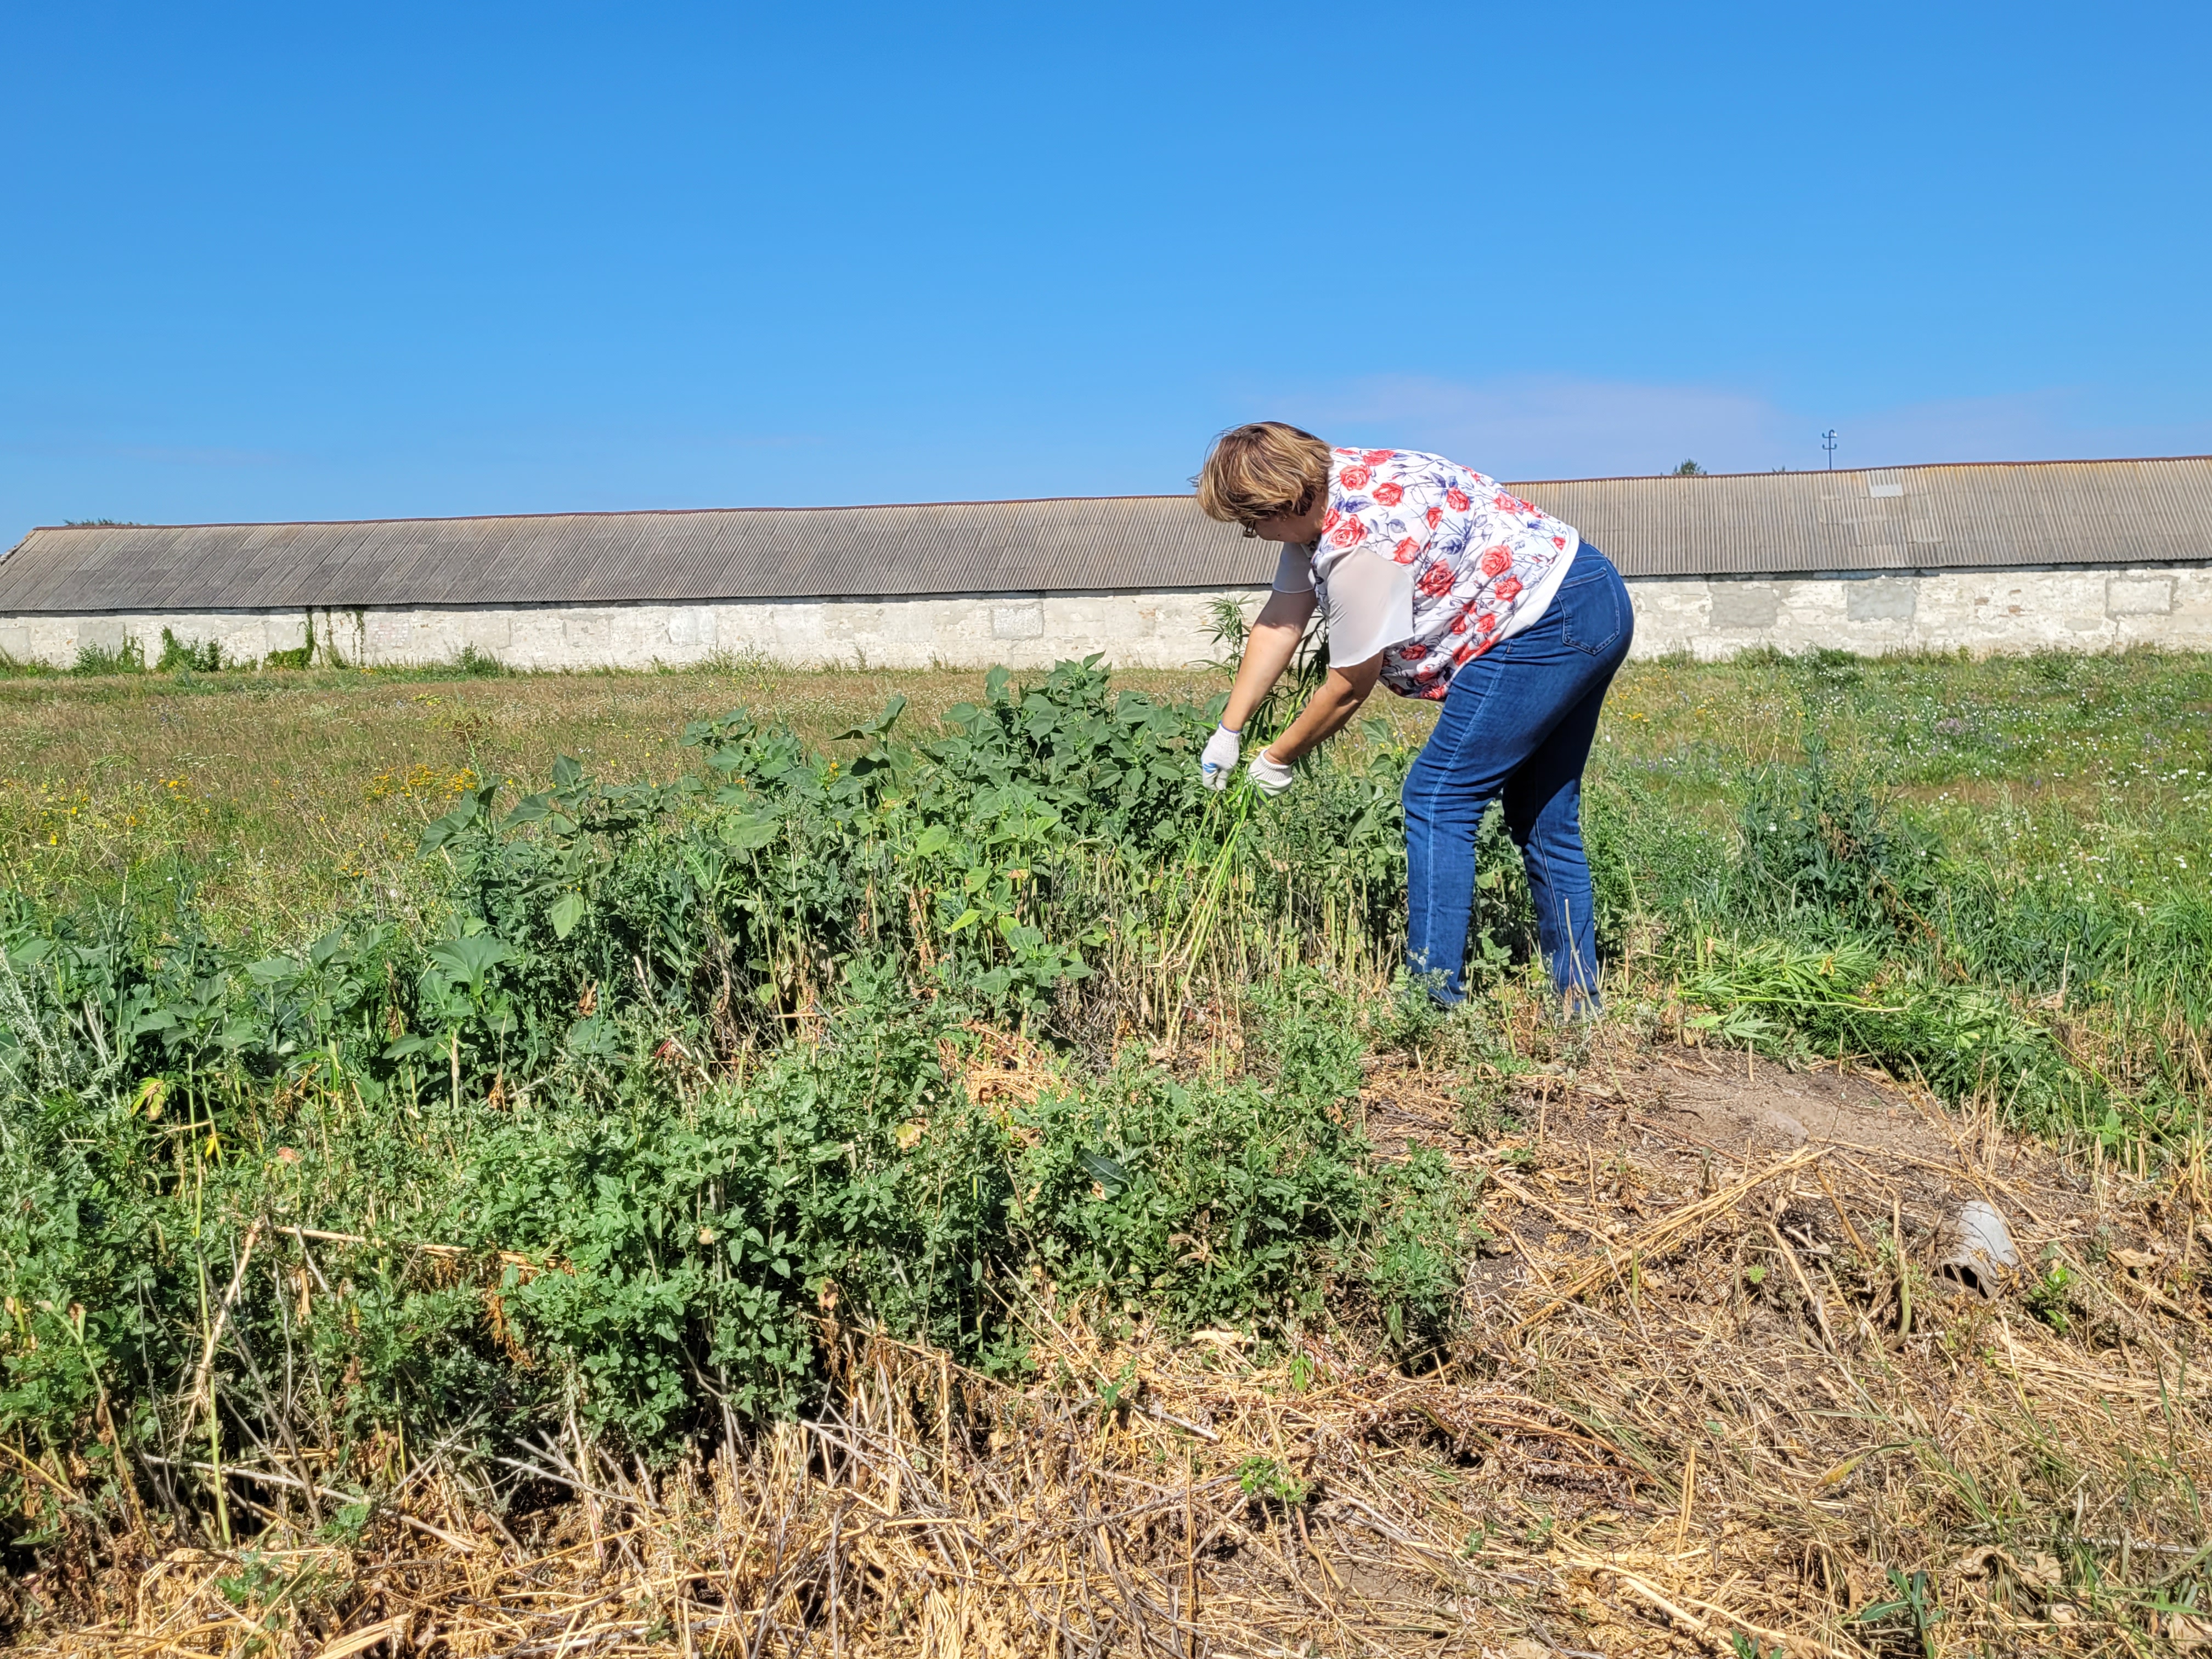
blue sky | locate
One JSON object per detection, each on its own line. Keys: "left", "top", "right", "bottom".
{"left": 4, "top": 2, "right": 2208, "bottom": 542}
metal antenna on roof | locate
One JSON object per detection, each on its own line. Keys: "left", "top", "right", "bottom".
{"left": 1821, "top": 429, "right": 1838, "bottom": 470}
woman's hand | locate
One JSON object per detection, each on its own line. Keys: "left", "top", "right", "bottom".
{"left": 1199, "top": 725, "right": 1240, "bottom": 789}
{"left": 1246, "top": 751, "right": 1294, "bottom": 796}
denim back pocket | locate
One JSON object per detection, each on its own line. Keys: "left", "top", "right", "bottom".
{"left": 1561, "top": 566, "right": 1626, "bottom": 657}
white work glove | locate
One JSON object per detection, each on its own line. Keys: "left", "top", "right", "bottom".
{"left": 1200, "top": 724, "right": 1241, "bottom": 791}
{"left": 1247, "top": 750, "right": 1294, "bottom": 797}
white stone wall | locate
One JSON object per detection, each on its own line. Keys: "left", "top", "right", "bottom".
{"left": 0, "top": 591, "right": 1254, "bottom": 672}
{"left": 1624, "top": 565, "right": 2212, "bottom": 659}
{"left": 348, "top": 590, "right": 1254, "bottom": 671}
{"left": 3, "top": 565, "right": 2207, "bottom": 672}
{"left": 0, "top": 609, "right": 311, "bottom": 668}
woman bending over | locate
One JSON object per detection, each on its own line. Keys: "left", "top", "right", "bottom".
{"left": 1195, "top": 421, "right": 1633, "bottom": 1009}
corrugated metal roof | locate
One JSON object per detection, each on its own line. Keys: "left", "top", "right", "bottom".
{"left": 4, "top": 456, "right": 2208, "bottom": 614}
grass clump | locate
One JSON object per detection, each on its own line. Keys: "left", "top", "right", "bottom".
{"left": 154, "top": 628, "right": 223, "bottom": 674}
{"left": 1730, "top": 738, "right": 1942, "bottom": 934}
{"left": 70, "top": 636, "right": 145, "bottom": 675}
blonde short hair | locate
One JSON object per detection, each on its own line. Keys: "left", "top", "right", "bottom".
{"left": 1194, "top": 421, "right": 1331, "bottom": 529}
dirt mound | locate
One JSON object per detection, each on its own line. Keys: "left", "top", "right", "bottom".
{"left": 1370, "top": 1036, "right": 2183, "bottom": 1303}
{"left": 1348, "top": 1037, "right": 2209, "bottom": 1653}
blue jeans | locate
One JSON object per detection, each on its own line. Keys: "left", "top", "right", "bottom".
{"left": 1402, "top": 545, "right": 1634, "bottom": 1005}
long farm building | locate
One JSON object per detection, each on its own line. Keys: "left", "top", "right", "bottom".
{"left": 2, "top": 458, "right": 2208, "bottom": 671}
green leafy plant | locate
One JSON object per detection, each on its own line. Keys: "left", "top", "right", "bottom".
{"left": 263, "top": 612, "right": 317, "bottom": 670}
{"left": 1734, "top": 740, "right": 1940, "bottom": 935}
{"left": 71, "top": 636, "right": 145, "bottom": 675}
{"left": 1007, "top": 983, "right": 1373, "bottom": 1336}
{"left": 1235, "top": 1455, "right": 1311, "bottom": 1506}
{"left": 2025, "top": 1257, "right": 2074, "bottom": 1333}
{"left": 156, "top": 628, "right": 223, "bottom": 673}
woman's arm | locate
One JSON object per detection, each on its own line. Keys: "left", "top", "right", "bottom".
{"left": 1261, "top": 651, "right": 1383, "bottom": 765}
{"left": 1254, "top": 544, "right": 1403, "bottom": 769}
{"left": 1220, "top": 587, "right": 1317, "bottom": 733}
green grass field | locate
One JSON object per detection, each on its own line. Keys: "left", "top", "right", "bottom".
{"left": 0, "top": 661, "right": 1245, "bottom": 928}
{"left": 4, "top": 644, "right": 2209, "bottom": 1648}
{"left": 5, "top": 646, "right": 2207, "bottom": 939}
{"left": 6, "top": 643, "right": 2207, "bottom": 1156}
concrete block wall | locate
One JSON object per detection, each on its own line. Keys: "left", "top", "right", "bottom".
{"left": 1624, "top": 564, "right": 2211, "bottom": 659}
{"left": 0, "top": 590, "right": 1254, "bottom": 673}
{"left": 0, "top": 609, "right": 311, "bottom": 668}
{"left": 2, "top": 564, "right": 2206, "bottom": 673}
{"left": 336, "top": 589, "right": 1252, "bottom": 672}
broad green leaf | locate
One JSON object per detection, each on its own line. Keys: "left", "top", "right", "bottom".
{"left": 720, "top": 812, "right": 781, "bottom": 851}
{"left": 418, "top": 799, "right": 478, "bottom": 851}
{"left": 835, "top": 695, "right": 907, "bottom": 741}
{"left": 427, "top": 934, "right": 515, "bottom": 990}
{"left": 566, "top": 1015, "right": 621, "bottom": 1058}
{"left": 1079, "top": 1150, "right": 1130, "bottom": 1197}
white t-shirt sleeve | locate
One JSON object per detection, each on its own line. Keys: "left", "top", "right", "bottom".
{"left": 1271, "top": 543, "right": 1316, "bottom": 592}
{"left": 1321, "top": 546, "right": 1415, "bottom": 668}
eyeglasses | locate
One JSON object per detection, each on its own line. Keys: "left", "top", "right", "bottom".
{"left": 1236, "top": 508, "right": 1296, "bottom": 539}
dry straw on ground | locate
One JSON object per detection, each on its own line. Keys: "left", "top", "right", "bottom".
{"left": 14, "top": 1036, "right": 2210, "bottom": 1658}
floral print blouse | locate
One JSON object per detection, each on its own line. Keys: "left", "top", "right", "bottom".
{"left": 1272, "top": 448, "right": 1580, "bottom": 700}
